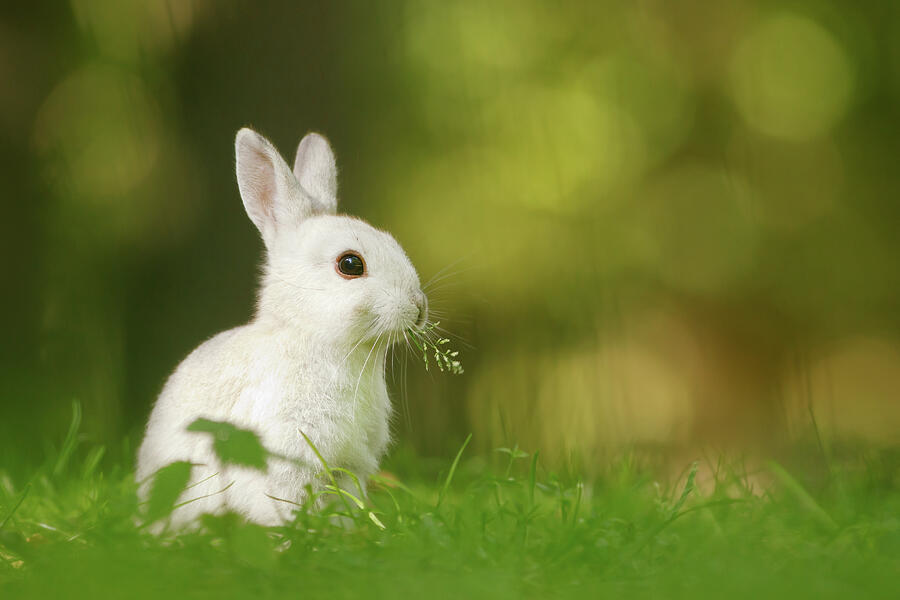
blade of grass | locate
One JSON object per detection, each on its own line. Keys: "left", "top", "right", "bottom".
{"left": 52, "top": 402, "right": 82, "bottom": 478}
{"left": 324, "top": 485, "right": 365, "bottom": 510}
{"left": 172, "top": 481, "right": 235, "bottom": 510}
{"left": 80, "top": 445, "right": 105, "bottom": 480}
{"left": 436, "top": 433, "right": 472, "bottom": 509}
{"left": 367, "top": 511, "right": 386, "bottom": 530}
{"left": 370, "top": 473, "right": 417, "bottom": 498}
{"left": 671, "top": 462, "right": 699, "bottom": 516}
{"left": 768, "top": 460, "right": 838, "bottom": 531}
{"left": 0, "top": 484, "right": 30, "bottom": 531}
{"left": 570, "top": 481, "right": 583, "bottom": 526}
{"left": 299, "top": 430, "right": 356, "bottom": 519}
{"left": 330, "top": 467, "right": 366, "bottom": 499}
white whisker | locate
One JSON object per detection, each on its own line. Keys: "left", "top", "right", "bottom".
{"left": 353, "top": 331, "right": 383, "bottom": 406}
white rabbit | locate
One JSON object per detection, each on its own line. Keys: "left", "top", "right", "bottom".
{"left": 136, "top": 127, "right": 427, "bottom": 528}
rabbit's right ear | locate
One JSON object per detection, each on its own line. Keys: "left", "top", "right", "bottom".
{"left": 235, "top": 128, "right": 307, "bottom": 246}
{"left": 293, "top": 132, "right": 338, "bottom": 216}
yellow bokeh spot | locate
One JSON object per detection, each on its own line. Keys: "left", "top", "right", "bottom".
{"left": 783, "top": 338, "right": 900, "bottom": 443}
{"left": 404, "top": 0, "right": 554, "bottom": 74}
{"left": 467, "top": 338, "right": 695, "bottom": 462}
{"left": 478, "top": 83, "right": 646, "bottom": 213}
{"left": 730, "top": 14, "right": 854, "bottom": 140}
{"left": 70, "top": 0, "right": 204, "bottom": 60}
{"left": 33, "top": 63, "right": 162, "bottom": 200}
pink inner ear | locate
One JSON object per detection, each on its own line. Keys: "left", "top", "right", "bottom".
{"left": 247, "top": 148, "right": 277, "bottom": 219}
{"left": 237, "top": 128, "right": 316, "bottom": 237}
{"left": 238, "top": 141, "right": 280, "bottom": 233}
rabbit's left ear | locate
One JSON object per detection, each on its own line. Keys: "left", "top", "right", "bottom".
{"left": 236, "top": 127, "right": 308, "bottom": 247}
{"left": 293, "top": 132, "right": 338, "bottom": 215}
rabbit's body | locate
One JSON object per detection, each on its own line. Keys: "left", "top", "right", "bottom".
{"left": 137, "top": 319, "right": 390, "bottom": 527}
{"left": 136, "top": 129, "right": 424, "bottom": 528}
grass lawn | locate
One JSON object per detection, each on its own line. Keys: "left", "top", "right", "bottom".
{"left": 1, "top": 408, "right": 898, "bottom": 599}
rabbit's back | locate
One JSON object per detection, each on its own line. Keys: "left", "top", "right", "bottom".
{"left": 136, "top": 325, "right": 256, "bottom": 485}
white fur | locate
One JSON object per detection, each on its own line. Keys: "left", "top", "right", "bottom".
{"left": 136, "top": 128, "right": 426, "bottom": 528}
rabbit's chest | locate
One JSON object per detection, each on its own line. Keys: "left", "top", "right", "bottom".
{"left": 235, "top": 367, "right": 389, "bottom": 472}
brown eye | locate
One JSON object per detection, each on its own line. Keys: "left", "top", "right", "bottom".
{"left": 336, "top": 252, "right": 365, "bottom": 278}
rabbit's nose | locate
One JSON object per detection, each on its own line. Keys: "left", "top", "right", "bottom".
{"left": 414, "top": 291, "right": 428, "bottom": 328}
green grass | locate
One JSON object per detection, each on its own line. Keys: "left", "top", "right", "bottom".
{"left": 1, "top": 414, "right": 898, "bottom": 599}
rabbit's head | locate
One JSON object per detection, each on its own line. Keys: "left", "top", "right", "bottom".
{"left": 235, "top": 128, "right": 426, "bottom": 348}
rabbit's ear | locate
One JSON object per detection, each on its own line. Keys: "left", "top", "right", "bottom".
{"left": 235, "top": 128, "right": 306, "bottom": 245}
{"left": 293, "top": 132, "right": 338, "bottom": 215}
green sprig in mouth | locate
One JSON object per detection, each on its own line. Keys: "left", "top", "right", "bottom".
{"left": 407, "top": 321, "right": 464, "bottom": 375}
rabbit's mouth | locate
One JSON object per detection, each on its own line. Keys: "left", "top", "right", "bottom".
{"left": 386, "top": 291, "right": 427, "bottom": 333}
{"left": 414, "top": 292, "right": 428, "bottom": 329}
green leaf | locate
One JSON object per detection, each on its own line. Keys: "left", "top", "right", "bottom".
{"left": 187, "top": 418, "right": 268, "bottom": 471}
{"left": 495, "top": 446, "right": 529, "bottom": 460}
{"left": 146, "top": 461, "right": 193, "bottom": 523}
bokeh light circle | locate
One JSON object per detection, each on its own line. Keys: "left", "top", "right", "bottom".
{"left": 730, "top": 14, "right": 854, "bottom": 140}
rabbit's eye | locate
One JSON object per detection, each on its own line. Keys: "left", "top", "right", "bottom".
{"left": 336, "top": 252, "right": 366, "bottom": 278}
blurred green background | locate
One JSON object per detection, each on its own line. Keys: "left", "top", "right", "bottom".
{"left": 2, "top": 0, "right": 899, "bottom": 469}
